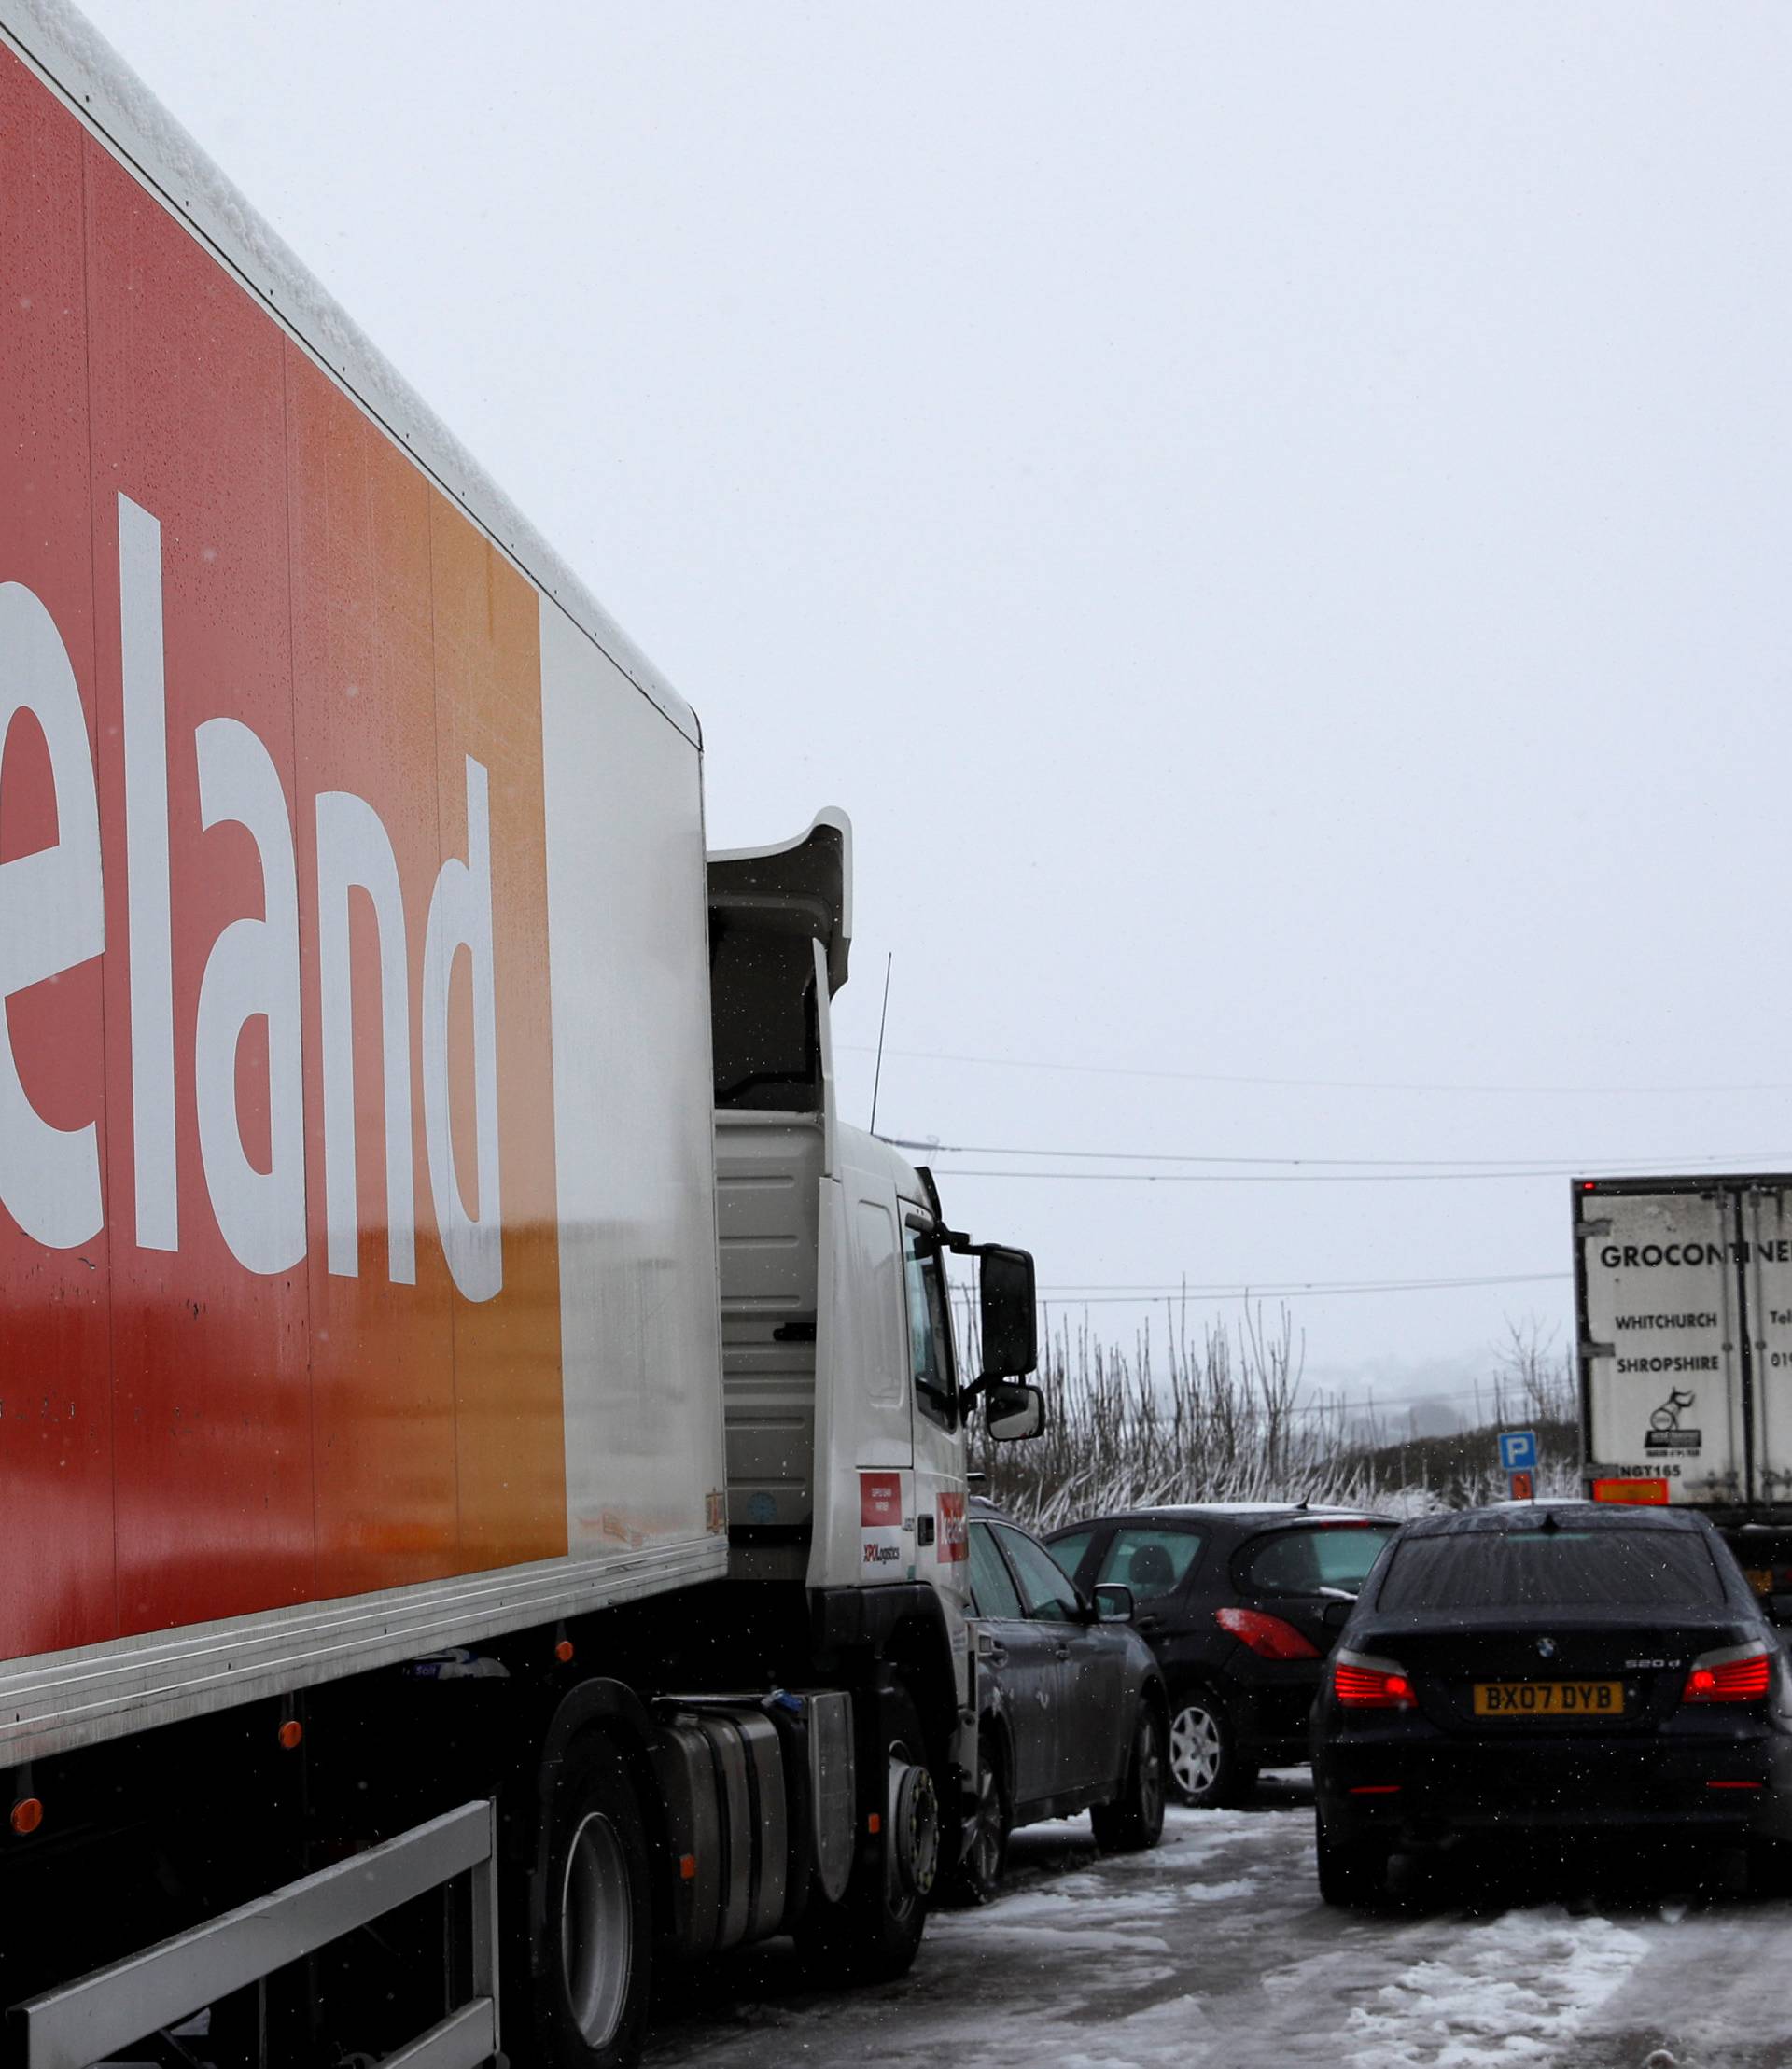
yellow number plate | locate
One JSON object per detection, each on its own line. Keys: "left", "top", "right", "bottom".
{"left": 1472, "top": 1680, "right": 1624, "bottom": 1718}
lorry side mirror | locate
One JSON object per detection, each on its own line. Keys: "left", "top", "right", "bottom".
{"left": 978, "top": 1245, "right": 1037, "bottom": 1378}
{"left": 986, "top": 1382, "right": 1044, "bottom": 1443}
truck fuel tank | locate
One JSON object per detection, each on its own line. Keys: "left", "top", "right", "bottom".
{"left": 650, "top": 1691, "right": 855, "bottom": 1956}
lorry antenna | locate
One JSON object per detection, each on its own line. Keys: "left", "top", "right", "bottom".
{"left": 870, "top": 953, "right": 894, "bottom": 1137}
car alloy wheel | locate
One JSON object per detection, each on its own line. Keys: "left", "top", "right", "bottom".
{"left": 960, "top": 1729, "right": 1011, "bottom": 1900}
{"left": 1169, "top": 1698, "right": 1225, "bottom": 1803}
{"left": 1092, "top": 1704, "right": 1168, "bottom": 1853}
{"left": 970, "top": 1761, "right": 1006, "bottom": 1890}
{"left": 1138, "top": 1713, "right": 1165, "bottom": 1833}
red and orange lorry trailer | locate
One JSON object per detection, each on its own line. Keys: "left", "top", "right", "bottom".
{"left": 0, "top": 7, "right": 1048, "bottom": 2063}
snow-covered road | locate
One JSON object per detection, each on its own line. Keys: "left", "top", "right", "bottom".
{"left": 646, "top": 1776, "right": 1792, "bottom": 2069}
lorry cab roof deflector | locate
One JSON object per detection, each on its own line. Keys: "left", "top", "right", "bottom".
{"left": 708, "top": 808, "right": 852, "bottom": 997}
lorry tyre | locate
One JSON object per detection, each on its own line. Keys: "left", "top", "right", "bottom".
{"left": 518, "top": 1729, "right": 654, "bottom": 2069}
{"left": 1167, "top": 1688, "right": 1255, "bottom": 1808}
{"left": 945, "top": 1726, "right": 1010, "bottom": 1905}
{"left": 1090, "top": 1702, "right": 1168, "bottom": 1853}
{"left": 1314, "top": 1814, "right": 1390, "bottom": 1908}
{"left": 796, "top": 1688, "right": 935, "bottom": 1982}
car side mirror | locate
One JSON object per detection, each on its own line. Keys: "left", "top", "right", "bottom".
{"left": 1320, "top": 1599, "right": 1352, "bottom": 1629}
{"left": 985, "top": 1382, "right": 1045, "bottom": 1443}
{"left": 1092, "top": 1583, "right": 1134, "bottom": 1623}
{"left": 978, "top": 1246, "right": 1037, "bottom": 1378}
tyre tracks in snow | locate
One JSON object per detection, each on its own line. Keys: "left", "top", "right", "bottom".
{"left": 647, "top": 1779, "right": 1792, "bottom": 2069}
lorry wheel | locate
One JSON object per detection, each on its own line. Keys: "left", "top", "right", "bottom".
{"left": 1090, "top": 1702, "right": 1168, "bottom": 1853}
{"left": 796, "top": 1688, "right": 935, "bottom": 1982}
{"left": 518, "top": 1730, "right": 653, "bottom": 2069}
{"left": 945, "top": 1726, "right": 1010, "bottom": 1905}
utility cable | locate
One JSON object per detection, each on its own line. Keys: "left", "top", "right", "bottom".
{"left": 883, "top": 1136, "right": 1790, "bottom": 1174}
{"left": 1029, "top": 1271, "right": 1569, "bottom": 1302}
{"left": 844, "top": 1041, "right": 1788, "bottom": 1099}
{"left": 926, "top": 1167, "right": 1743, "bottom": 1184}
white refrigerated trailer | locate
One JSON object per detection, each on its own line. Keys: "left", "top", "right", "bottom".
{"left": 1575, "top": 1176, "right": 1792, "bottom": 1600}
{"left": 0, "top": 7, "right": 1057, "bottom": 2063}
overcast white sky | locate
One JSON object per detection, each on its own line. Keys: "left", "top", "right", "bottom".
{"left": 75, "top": 1, "right": 1792, "bottom": 1424}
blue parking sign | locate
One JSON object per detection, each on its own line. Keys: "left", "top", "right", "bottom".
{"left": 1498, "top": 1430, "right": 1538, "bottom": 1475}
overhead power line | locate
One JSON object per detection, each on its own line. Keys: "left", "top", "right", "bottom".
{"left": 844, "top": 1041, "right": 1790, "bottom": 1099}
{"left": 1028, "top": 1270, "right": 1570, "bottom": 1303}
{"left": 883, "top": 1136, "right": 1791, "bottom": 1175}
{"left": 927, "top": 1167, "right": 1721, "bottom": 1184}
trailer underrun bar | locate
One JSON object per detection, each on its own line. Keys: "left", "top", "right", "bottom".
{"left": 7, "top": 1800, "right": 499, "bottom": 2069}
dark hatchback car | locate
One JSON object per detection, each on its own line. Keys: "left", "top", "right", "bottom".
{"left": 1047, "top": 1504, "right": 1396, "bottom": 1806}
{"left": 1311, "top": 1503, "right": 1792, "bottom": 1905}
{"left": 957, "top": 1500, "right": 1167, "bottom": 1898}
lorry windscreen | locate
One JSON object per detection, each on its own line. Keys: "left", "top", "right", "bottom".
{"left": 1377, "top": 1529, "right": 1726, "bottom": 1612}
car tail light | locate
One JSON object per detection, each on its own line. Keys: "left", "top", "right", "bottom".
{"left": 1215, "top": 1607, "right": 1321, "bottom": 1661}
{"left": 1332, "top": 1648, "right": 1416, "bottom": 1710}
{"left": 1682, "top": 1641, "right": 1774, "bottom": 1705}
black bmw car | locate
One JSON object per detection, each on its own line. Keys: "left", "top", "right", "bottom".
{"left": 1310, "top": 1502, "right": 1792, "bottom": 1905}
{"left": 1046, "top": 1503, "right": 1396, "bottom": 1805}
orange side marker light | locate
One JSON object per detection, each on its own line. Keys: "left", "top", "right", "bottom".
{"left": 10, "top": 1797, "right": 44, "bottom": 1837}
{"left": 554, "top": 1639, "right": 575, "bottom": 1664}
{"left": 277, "top": 1719, "right": 304, "bottom": 1752}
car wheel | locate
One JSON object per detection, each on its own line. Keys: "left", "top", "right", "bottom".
{"left": 946, "top": 1726, "right": 1011, "bottom": 1904}
{"left": 1749, "top": 1833, "right": 1792, "bottom": 1897}
{"left": 1167, "top": 1690, "right": 1255, "bottom": 1808}
{"left": 1090, "top": 1703, "right": 1168, "bottom": 1853}
{"left": 1314, "top": 1812, "right": 1390, "bottom": 1908}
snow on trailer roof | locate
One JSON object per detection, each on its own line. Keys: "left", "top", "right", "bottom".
{"left": 0, "top": 0, "right": 700, "bottom": 749}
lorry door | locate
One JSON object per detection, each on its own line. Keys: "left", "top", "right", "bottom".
{"left": 1578, "top": 1184, "right": 1745, "bottom": 1506}
{"left": 819, "top": 1152, "right": 916, "bottom": 1587}
{"left": 1741, "top": 1185, "right": 1792, "bottom": 1506}
{"left": 902, "top": 1209, "right": 972, "bottom": 1676}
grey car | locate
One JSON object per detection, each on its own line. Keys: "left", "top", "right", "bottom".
{"left": 953, "top": 1499, "right": 1168, "bottom": 1900}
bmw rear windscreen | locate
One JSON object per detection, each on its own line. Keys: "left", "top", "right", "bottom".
{"left": 1377, "top": 1530, "right": 1727, "bottom": 1612}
